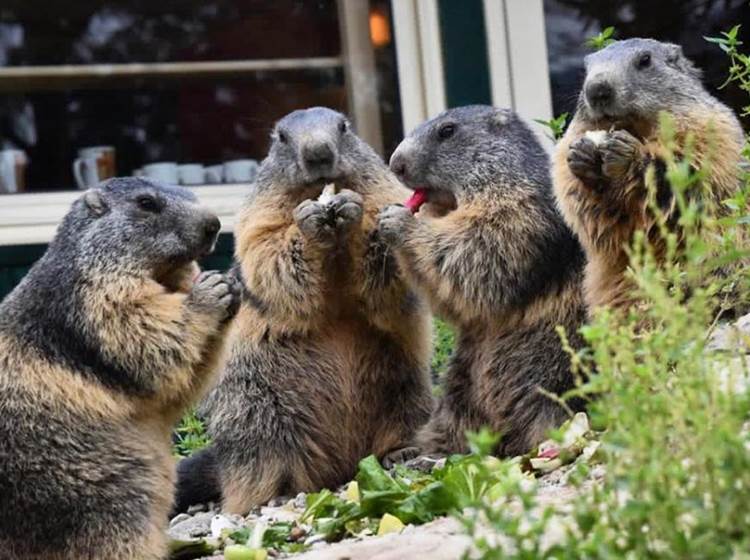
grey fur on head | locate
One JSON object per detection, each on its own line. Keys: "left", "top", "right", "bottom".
{"left": 389, "top": 105, "right": 550, "bottom": 198}
{"left": 255, "top": 106, "right": 382, "bottom": 192}
{"left": 58, "top": 177, "right": 220, "bottom": 276}
{"left": 581, "top": 38, "right": 706, "bottom": 120}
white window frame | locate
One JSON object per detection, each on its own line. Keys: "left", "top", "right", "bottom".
{"left": 483, "top": 0, "right": 554, "bottom": 148}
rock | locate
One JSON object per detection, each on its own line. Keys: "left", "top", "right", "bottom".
{"left": 188, "top": 503, "right": 209, "bottom": 515}
{"left": 170, "top": 513, "right": 192, "bottom": 528}
{"left": 708, "top": 313, "right": 750, "bottom": 353}
{"left": 293, "top": 517, "right": 473, "bottom": 560}
{"left": 293, "top": 492, "right": 307, "bottom": 509}
{"left": 168, "top": 511, "right": 216, "bottom": 541}
{"left": 211, "top": 514, "right": 241, "bottom": 538}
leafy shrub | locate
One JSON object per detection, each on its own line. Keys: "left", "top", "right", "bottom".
{"left": 464, "top": 27, "right": 750, "bottom": 560}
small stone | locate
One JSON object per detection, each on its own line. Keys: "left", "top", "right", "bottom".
{"left": 290, "top": 526, "right": 307, "bottom": 541}
{"left": 187, "top": 503, "right": 208, "bottom": 515}
{"left": 168, "top": 511, "right": 215, "bottom": 541}
{"left": 304, "top": 533, "right": 328, "bottom": 546}
{"left": 169, "top": 513, "right": 191, "bottom": 528}
{"left": 294, "top": 492, "right": 308, "bottom": 509}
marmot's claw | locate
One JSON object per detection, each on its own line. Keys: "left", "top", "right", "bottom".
{"left": 330, "top": 189, "right": 364, "bottom": 230}
{"left": 568, "top": 137, "right": 603, "bottom": 187}
{"left": 189, "top": 271, "right": 241, "bottom": 322}
{"left": 601, "top": 130, "right": 641, "bottom": 180}
{"left": 377, "top": 204, "right": 414, "bottom": 247}
{"left": 293, "top": 199, "right": 335, "bottom": 242}
{"left": 381, "top": 446, "right": 421, "bottom": 469}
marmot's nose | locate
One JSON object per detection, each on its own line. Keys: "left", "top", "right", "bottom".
{"left": 303, "top": 143, "right": 335, "bottom": 169}
{"left": 586, "top": 81, "right": 615, "bottom": 108}
{"left": 203, "top": 215, "right": 221, "bottom": 238}
{"left": 389, "top": 152, "right": 409, "bottom": 181}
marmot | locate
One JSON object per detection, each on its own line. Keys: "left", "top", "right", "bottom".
{"left": 0, "top": 177, "right": 240, "bottom": 560}
{"left": 379, "top": 105, "right": 587, "bottom": 457}
{"left": 553, "top": 38, "right": 746, "bottom": 312}
{"left": 189, "top": 107, "right": 433, "bottom": 514}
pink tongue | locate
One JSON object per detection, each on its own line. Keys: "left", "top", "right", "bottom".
{"left": 405, "top": 189, "right": 428, "bottom": 213}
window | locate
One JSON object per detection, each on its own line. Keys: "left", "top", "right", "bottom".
{"left": 0, "top": 0, "right": 403, "bottom": 194}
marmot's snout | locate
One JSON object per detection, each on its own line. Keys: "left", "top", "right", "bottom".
{"left": 301, "top": 141, "right": 337, "bottom": 179}
{"left": 202, "top": 214, "right": 221, "bottom": 242}
{"left": 585, "top": 78, "right": 616, "bottom": 114}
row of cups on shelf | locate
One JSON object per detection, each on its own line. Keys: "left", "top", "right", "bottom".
{"left": 132, "top": 159, "right": 259, "bottom": 186}
{"left": 74, "top": 146, "right": 260, "bottom": 189}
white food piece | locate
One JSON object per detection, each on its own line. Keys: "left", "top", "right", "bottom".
{"left": 585, "top": 130, "right": 608, "bottom": 146}
{"left": 317, "top": 183, "right": 337, "bottom": 205}
{"left": 210, "top": 514, "right": 238, "bottom": 539}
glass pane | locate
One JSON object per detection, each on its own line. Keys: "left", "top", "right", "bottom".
{"left": 543, "top": 0, "right": 750, "bottom": 129}
{"left": 0, "top": 0, "right": 402, "bottom": 193}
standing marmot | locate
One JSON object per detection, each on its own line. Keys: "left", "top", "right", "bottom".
{"left": 379, "top": 105, "right": 587, "bottom": 457}
{"left": 0, "top": 178, "right": 240, "bottom": 560}
{"left": 195, "top": 107, "right": 433, "bottom": 514}
{"left": 553, "top": 38, "right": 746, "bottom": 312}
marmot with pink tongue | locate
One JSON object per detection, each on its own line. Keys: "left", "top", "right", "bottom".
{"left": 379, "top": 105, "right": 588, "bottom": 456}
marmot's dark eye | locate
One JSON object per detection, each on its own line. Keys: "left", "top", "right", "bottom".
{"left": 338, "top": 120, "right": 348, "bottom": 133}
{"left": 136, "top": 195, "right": 160, "bottom": 213}
{"left": 637, "top": 52, "right": 652, "bottom": 69}
{"left": 438, "top": 123, "right": 456, "bottom": 140}
{"left": 277, "top": 130, "right": 288, "bottom": 144}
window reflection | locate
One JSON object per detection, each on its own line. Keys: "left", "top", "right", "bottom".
{"left": 0, "top": 0, "right": 402, "bottom": 193}
{"left": 544, "top": 0, "right": 750, "bottom": 128}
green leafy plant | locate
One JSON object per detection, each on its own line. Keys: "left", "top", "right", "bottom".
{"left": 173, "top": 409, "right": 211, "bottom": 457}
{"left": 432, "top": 318, "right": 456, "bottom": 384}
{"left": 705, "top": 25, "right": 749, "bottom": 116}
{"left": 585, "top": 26, "right": 616, "bottom": 51}
{"left": 534, "top": 112, "right": 569, "bottom": 142}
{"left": 463, "top": 28, "right": 750, "bottom": 559}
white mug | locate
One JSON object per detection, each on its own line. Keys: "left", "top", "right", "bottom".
{"left": 142, "top": 162, "right": 179, "bottom": 184}
{"left": 178, "top": 164, "right": 205, "bottom": 186}
{"left": 204, "top": 165, "right": 224, "bottom": 184}
{"left": 223, "top": 159, "right": 258, "bottom": 184}
{"left": 73, "top": 145, "right": 115, "bottom": 189}
{"left": 0, "top": 149, "right": 27, "bottom": 194}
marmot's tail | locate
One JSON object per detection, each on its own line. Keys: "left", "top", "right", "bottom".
{"left": 172, "top": 446, "right": 221, "bottom": 516}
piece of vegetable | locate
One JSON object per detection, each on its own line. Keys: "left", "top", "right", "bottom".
{"left": 346, "top": 480, "right": 361, "bottom": 503}
{"left": 224, "top": 544, "right": 258, "bottom": 560}
{"left": 377, "top": 513, "right": 405, "bottom": 535}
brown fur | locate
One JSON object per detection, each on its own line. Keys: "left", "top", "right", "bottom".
{"left": 381, "top": 106, "right": 588, "bottom": 456}
{"left": 553, "top": 41, "right": 746, "bottom": 314}
{"left": 0, "top": 179, "right": 238, "bottom": 559}
{"left": 201, "top": 108, "right": 433, "bottom": 514}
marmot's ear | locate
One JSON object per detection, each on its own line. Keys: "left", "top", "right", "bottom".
{"left": 83, "top": 189, "right": 109, "bottom": 217}
{"left": 665, "top": 43, "right": 703, "bottom": 81}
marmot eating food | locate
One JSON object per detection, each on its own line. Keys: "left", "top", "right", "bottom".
{"left": 379, "top": 105, "right": 587, "bottom": 457}
{"left": 0, "top": 177, "right": 240, "bottom": 559}
{"left": 553, "top": 38, "right": 746, "bottom": 312}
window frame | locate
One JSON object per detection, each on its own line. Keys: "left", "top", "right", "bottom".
{"left": 0, "top": 0, "right": 395, "bottom": 246}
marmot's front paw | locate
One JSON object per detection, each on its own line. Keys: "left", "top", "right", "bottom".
{"left": 188, "top": 271, "right": 241, "bottom": 323}
{"left": 567, "top": 137, "right": 603, "bottom": 188}
{"left": 377, "top": 204, "right": 415, "bottom": 247}
{"left": 293, "top": 200, "right": 335, "bottom": 243}
{"left": 329, "top": 189, "right": 364, "bottom": 231}
{"left": 600, "top": 130, "right": 642, "bottom": 180}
